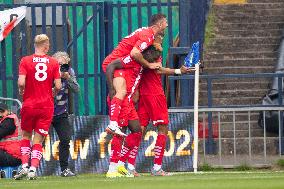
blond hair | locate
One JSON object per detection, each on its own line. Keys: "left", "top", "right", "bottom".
{"left": 52, "top": 51, "right": 71, "bottom": 63}
{"left": 34, "top": 34, "right": 49, "bottom": 47}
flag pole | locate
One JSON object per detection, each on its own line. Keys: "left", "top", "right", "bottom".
{"left": 193, "top": 62, "right": 200, "bottom": 173}
{"left": 183, "top": 41, "right": 200, "bottom": 173}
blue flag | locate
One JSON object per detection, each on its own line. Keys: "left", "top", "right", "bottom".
{"left": 184, "top": 41, "right": 200, "bottom": 68}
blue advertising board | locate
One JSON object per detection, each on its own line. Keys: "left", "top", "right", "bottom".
{"left": 39, "top": 112, "right": 194, "bottom": 176}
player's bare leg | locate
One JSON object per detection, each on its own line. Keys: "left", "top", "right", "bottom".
{"left": 151, "top": 124, "right": 172, "bottom": 176}
{"left": 106, "top": 77, "right": 127, "bottom": 137}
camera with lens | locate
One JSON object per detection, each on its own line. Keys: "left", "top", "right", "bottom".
{"left": 60, "top": 64, "right": 70, "bottom": 72}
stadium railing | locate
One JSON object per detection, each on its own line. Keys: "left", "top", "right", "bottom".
{"left": 0, "top": 97, "right": 22, "bottom": 116}
{"left": 168, "top": 73, "right": 284, "bottom": 167}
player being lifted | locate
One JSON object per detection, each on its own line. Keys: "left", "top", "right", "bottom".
{"left": 102, "top": 14, "right": 168, "bottom": 137}
{"left": 14, "top": 34, "right": 61, "bottom": 180}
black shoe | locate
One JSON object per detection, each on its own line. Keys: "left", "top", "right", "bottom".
{"left": 61, "top": 168, "right": 76, "bottom": 177}
{"left": 0, "top": 170, "right": 5, "bottom": 178}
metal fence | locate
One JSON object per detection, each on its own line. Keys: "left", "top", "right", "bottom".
{"left": 0, "top": 0, "right": 210, "bottom": 116}
{"left": 170, "top": 107, "right": 284, "bottom": 167}
{"left": 0, "top": 97, "right": 22, "bottom": 117}
{"left": 0, "top": 2, "right": 107, "bottom": 116}
{"left": 169, "top": 72, "right": 284, "bottom": 167}
{"left": 169, "top": 73, "right": 284, "bottom": 108}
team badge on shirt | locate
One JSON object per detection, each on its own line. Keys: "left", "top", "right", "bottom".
{"left": 122, "top": 56, "right": 132, "bottom": 64}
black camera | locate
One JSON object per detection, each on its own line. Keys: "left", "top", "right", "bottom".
{"left": 60, "top": 64, "right": 70, "bottom": 72}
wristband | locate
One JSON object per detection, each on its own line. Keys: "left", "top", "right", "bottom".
{"left": 174, "top": 69, "right": 182, "bottom": 75}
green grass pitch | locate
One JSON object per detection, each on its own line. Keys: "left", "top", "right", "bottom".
{"left": 1, "top": 171, "right": 284, "bottom": 189}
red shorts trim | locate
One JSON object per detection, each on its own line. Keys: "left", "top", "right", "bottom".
{"left": 138, "top": 95, "right": 169, "bottom": 127}
{"left": 20, "top": 107, "right": 53, "bottom": 136}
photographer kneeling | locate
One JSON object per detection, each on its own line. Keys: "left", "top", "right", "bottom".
{"left": 51, "top": 52, "right": 80, "bottom": 177}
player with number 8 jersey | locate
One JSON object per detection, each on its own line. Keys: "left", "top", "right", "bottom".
{"left": 15, "top": 34, "right": 61, "bottom": 180}
{"left": 19, "top": 55, "right": 60, "bottom": 108}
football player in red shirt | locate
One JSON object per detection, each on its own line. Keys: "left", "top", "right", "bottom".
{"left": 104, "top": 42, "right": 163, "bottom": 178}
{"left": 102, "top": 14, "right": 168, "bottom": 137}
{"left": 14, "top": 34, "right": 62, "bottom": 180}
{"left": 126, "top": 38, "right": 194, "bottom": 176}
{"left": 136, "top": 66, "right": 189, "bottom": 176}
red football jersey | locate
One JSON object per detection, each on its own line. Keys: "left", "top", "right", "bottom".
{"left": 139, "top": 56, "right": 164, "bottom": 95}
{"left": 102, "top": 27, "right": 154, "bottom": 72}
{"left": 19, "top": 54, "right": 60, "bottom": 108}
{"left": 139, "top": 69, "right": 164, "bottom": 96}
{"left": 120, "top": 55, "right": 143, "bottom": 99}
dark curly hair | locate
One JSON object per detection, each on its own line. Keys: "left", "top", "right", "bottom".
{"left": 142, "top": 45, "right": 162, "bottom": 63}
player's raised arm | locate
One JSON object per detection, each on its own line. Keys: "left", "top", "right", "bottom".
{"left": 156, "top": 65, "right": 195, "bottom": 75}
{"left": 130, "top": 47, "right": 161, "bottom": 70}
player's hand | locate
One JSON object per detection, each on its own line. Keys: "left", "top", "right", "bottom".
{"left": 148, "top": 62, "right": 162, "bottom": 70}
{"left": 61, "top": 72, "right": 70, "bottom": 79}
{"left": 180, "top": 65, "right": 195, "bottom": 74}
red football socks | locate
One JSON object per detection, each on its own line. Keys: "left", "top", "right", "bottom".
{"left": 110, "top": 97, "right": 122, "bottom": 122}
{"left": 110, "top": 135, "right": 124, "bottom": 163}
{"left": 153, "top": 134, "right": 167, "bottom": 165}
{"left": 30, "top": 144, "right": 43, "bottom": 168}
{"left": 20, "top": 139, "right": 31, "bottom": 166}
{"left": 127, "top": 146, "right": 139, "bottom": 166}
{"left": 119, "top": 132, "right": 142, "bottom": 163}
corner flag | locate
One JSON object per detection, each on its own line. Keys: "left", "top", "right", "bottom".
{"left": 184, "top": 41, "right": 200, "bottom": 68}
